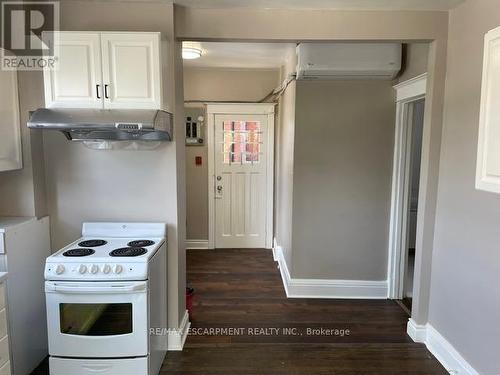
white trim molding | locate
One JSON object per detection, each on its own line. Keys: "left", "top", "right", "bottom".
{"left": 168, "top": 310, "right": 191, "bottom": 351}
{"left": 393, "top": 73, "right": 428, "bottom": 102}
{"left": 185, "top": 239, "right": 209, "bottom": 249}
{"left": 406, "top": 320, "right": 479, "bottom": 375}
{"left": 476, "top": 26, "right": 500, "bottom": 194}
{"left": 274, "top": 244, "right": 388, "bottom": 299}
{"left": 387, "top": 73, "right": 427, "bottom": 299}
{"left": 272, "top": 238, "right": 279, "bottom": 261}
{"left": 407, "top": 318, "right": 428, "bottom": 343}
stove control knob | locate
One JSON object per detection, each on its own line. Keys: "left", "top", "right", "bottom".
{"left": 90, "top": 265, "right": 99, "bottom": 274}
{"left": 113, "top": 265, "right": 123, "bottom": 274}
{"left": 102, "top": 264, "right": 111, "bottom": 274}
{"left": 78, "top": 265, "right": 87, "bottom": 274}
{"left": 55, "top": 265, "right": 65, "bottom": 275}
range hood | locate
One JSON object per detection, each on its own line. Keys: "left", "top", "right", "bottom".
{"left": 27, "top": 108, "right": 173, "bottom": 141}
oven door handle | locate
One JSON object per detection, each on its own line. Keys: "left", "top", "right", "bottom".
{"left": 45, "top": 282, "right": 147, "bottom": 294}
{"left": 81, "top": 364, "right": 114, "bottom": 373}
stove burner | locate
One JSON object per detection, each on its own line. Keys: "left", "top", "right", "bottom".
{"left": 110, "top": 247, "right": 147, "bottom": 257}
{"left": 78, "top": 239, "right": 107, "bottom": 247}
{"left": 127, "top": 240, "right": 155, "bottom": 247}
{"left": 63, "top": 248, "right": 95, "bottom": 257}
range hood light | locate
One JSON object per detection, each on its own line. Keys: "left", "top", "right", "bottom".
{"left": 182, "top": 47, "right": 202, "bottom": 60}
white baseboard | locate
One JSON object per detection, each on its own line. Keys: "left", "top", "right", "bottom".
{"left": 406, "top": 320, "right": 479, "bottom": 375}
{"left": 168, "top": 310, "right": 191, "bottom": 351}
{"left": 407, "top": 318, "right": 427, "bottom": 343}
{"left": 274, "top": 242, "right": 388, "bottom": 299}
{"left": 272, "top": 238, "right": 279, "bottom": 261}
{"left": 186, "top": 239, "right": 209, "bottom": 249}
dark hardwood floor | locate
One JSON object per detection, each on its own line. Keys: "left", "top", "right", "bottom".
{"left": 33, "top": 248, "right": 446, "bottom": 374}
{"left": 161, "top": 248, "right": 446, "bottom": 374}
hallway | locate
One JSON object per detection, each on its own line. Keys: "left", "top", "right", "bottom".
{"left": 161, "top": 249, "right": 446, "bottom": 374}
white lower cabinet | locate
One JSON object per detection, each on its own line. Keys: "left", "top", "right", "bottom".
{"left": 0, "top": 361, "right": 10, "bottom": 375}
{"left": 50, "top": 357, "right": 148, "bottom": 375}
{"left": 0, "top": 279, "right": 10, "bottom": 375}
{"left": 0, "top": 310, "right": 6, "bottom": 338}
{"left": 0, "top": 336, "right": 9, "bottom": 369}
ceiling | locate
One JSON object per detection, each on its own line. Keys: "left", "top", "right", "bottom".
{"left": 183, "top": 42, "right": 295, "bottom": 69}
{"left": 174, "top": 0, "right": 465, "bottom": 11}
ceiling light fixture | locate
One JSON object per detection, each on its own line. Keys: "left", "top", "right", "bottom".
{"left": 182, "top": 47, "right": 202, "bottom": 60}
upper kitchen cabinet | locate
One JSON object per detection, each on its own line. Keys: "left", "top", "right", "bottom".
{"left": 0, "top": 53, "right": 22, "bottom": 172}
{"left": 43, "top": 32, "right": 102, "bottom": 109}
{"left": 476, "top": 26, "right": 500, "bottom": 194}
{"left": 43, "top": 32, "right": 162, "bottom": 110}
{"left": 101, "top": 33, "right": 161, "bottom": 109}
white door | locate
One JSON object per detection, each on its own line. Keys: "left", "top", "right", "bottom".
{"left": 214, "top": 113, "right": 269, "bottom": 248}
{"left": 100, "top": 33, "right": 161, "bottom": 109}
{"left": 44, "top": 32, "right": 103, "bottom": 108}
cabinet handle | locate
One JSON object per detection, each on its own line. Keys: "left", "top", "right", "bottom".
{"left": 96, "top": 84, "right": 101, "bottom": 99}
{"left": 104, "top": 84, "right": 109, "bottom": 99}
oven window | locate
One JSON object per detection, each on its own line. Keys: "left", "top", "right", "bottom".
{"left": 60, "top": 303, "right": 133, "bottom": 336}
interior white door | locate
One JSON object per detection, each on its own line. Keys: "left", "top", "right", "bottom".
{"left": 214, "top": 114, "right": 269, "bottom": 248}
{"left": 44, "top": 32, "right": 103, "bottom": 108}
{"left": 100, "top": 33, "right": 161, "bottom": 109}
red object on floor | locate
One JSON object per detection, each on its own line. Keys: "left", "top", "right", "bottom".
{"left": 186, "top": 287, "right": 194, "bottom": 319}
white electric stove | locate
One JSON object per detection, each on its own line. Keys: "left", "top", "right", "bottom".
{"left": 45, "top": 222, "right": 167, "bottom": 375}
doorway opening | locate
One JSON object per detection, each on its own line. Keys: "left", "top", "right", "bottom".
{"left": 182, "top": 42, "right": 294, "bottom": 250}
{"left": 401, "top": 98, "right": 425, "bottom": 314}
{"left": 388, "top": 74, "right": 427, "bottom": 314}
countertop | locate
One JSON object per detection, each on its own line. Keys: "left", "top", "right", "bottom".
{"left": 0, "top": 217, "right": 37, "bottom": 233}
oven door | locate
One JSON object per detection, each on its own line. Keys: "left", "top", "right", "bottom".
{"left": 45, "top": 280, "right": 148, "bottom": 358}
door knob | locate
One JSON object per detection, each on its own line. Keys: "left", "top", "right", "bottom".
{"left": 217, "top": 185, "right": 223, "bottom": 192}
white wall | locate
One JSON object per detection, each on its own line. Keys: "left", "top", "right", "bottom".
{"left": 429, "top": 0, "right": 500, "bottom": 373}
{"left": 274, "top": 47, "right": 297, "bottom": 266}
{"left": 184, "top": 67, "right": 280, "bottom": 103}
{"left": 291, "top": 80, "right": 396, "bottom": 280}
{"left": 399, "top": 43, "right": 430, "bottom": 82}
{"left": 184, "top": 106, "right": 208, "bottom": 240}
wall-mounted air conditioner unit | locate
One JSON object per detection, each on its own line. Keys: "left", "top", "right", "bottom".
{"left": 296, "top": 43, "right": 402, "bottom": 80}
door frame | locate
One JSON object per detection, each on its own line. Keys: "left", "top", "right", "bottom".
{"left": 387, "top": 73, "right": 427, "bottom": 299}
{"left": 206, "top": 103, "right": 276, "bottom": 249}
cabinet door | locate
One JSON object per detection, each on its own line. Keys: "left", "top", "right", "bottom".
{"left": 0, "top": 58, "right": 22, "bottom": 172}
{"left": 101, "top": 33, "right": 161, "bottom": 109}
{"left": 44, "top": 32, "right": 103, "bottom": 108}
